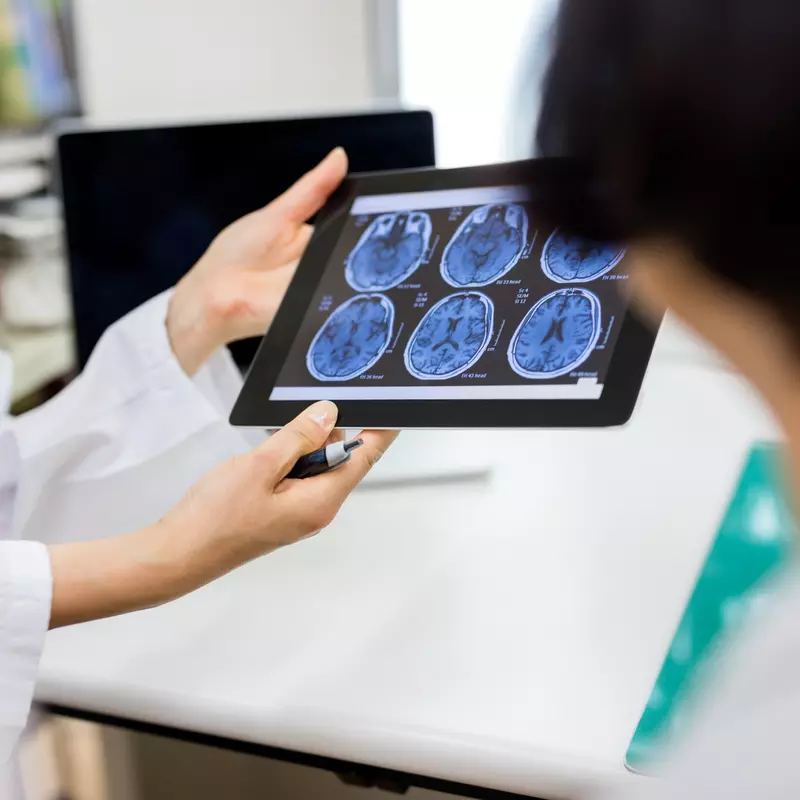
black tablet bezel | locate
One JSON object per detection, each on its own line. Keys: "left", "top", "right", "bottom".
{"left": 230, "top": 159, "right": 662, "bottom": 429}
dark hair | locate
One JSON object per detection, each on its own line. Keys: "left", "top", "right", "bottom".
{"left": 535, "top": 0, "right": 800, "bottom": 330}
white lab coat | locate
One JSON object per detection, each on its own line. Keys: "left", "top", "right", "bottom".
{"left": 0, "top": 290, "right": 256, "bottom": 766}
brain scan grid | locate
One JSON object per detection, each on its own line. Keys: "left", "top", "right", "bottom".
{"left": 405, "top": 292, "right": 494, "bottom": 380}
{"left": 287, "top": 188, "right": 626, "bottom": 397}
{"left": 508, "top": 288, "right": 601, "bottom": 379}
{"left": 306, "top": 294, "right": 394, "bottom": 381}
{"left": 345, "top": 211, "right": 432, "bottom": 292}
{"left": 541, "top": 229, "right": 625, "bottom": 283}
{"left": 441, "top": 204, "right": 528, "bottom": 287}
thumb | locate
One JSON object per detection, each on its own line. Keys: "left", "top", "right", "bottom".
{"left": 257, "top": 400, "right": 339, "bottom": 481}
{"left": 269, "top": 147, "right": 348, "bottom": 225}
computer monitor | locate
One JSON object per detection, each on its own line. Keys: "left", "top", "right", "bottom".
{"left": 57, "top": 110, "right": 436, "bottom": 368}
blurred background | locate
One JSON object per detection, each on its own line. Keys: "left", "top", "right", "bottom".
{"left": 1, "top": 0, "right": 572, "bottom": 418}
{"left": 4, "top": 1, "right": 717, "bottom": 797}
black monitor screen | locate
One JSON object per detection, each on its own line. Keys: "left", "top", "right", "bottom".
{"left": 58, "top": 110, "right": 436, "bottom": 368}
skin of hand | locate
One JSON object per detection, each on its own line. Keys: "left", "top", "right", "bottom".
{"left": 48, "top": 401, "right": 398, "bottom": 628}
{"left": 166, "top": 147, "right": 349, "bottom": 376}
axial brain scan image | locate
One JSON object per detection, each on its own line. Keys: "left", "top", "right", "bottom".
{"left": 541, "top": 229, "right": 626, "bottom": 283}
{"left": 307, "top": 294, "right": 394, "bottom": 382}
{"left": 345, "top": 211, "right": 432, "bottom": 292}
{"left": 508, "top": 288, "right": 601, "bottom": 379}
{"left": 405, "top": 291, "right": 494, "bottom": 380}
{"left": 441, "top": 204, "right": 528, "bottom": 287}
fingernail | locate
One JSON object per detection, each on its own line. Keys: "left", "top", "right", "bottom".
{"left": 308, "top": 400, "right": 337, "bottom": 430}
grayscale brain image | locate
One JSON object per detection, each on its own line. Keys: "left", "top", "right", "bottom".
{"left": 306, "top": 293, "right": 394, "bottom": 381}
{"left": 345, "top": 211, "right": 432, "bottom": 291}
{"left": 272, "top": 186, "right": 630, "bottom": 402}
{"left": 405, "top": 292, "right": 494, "bottom": 380}
{"left": 508, "top": 288, "right": 601, "bottom": 378}
{"left": 541, "top": 229, "right": 626, "bottom": 283}
{"left": 441, "top": 204, "right": 528, "bottom": 287}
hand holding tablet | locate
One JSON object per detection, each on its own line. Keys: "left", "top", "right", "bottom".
{"left": 232, "top": 159, "right": 662, "bottom": 430}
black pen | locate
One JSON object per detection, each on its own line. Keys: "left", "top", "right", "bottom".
{"left": 286, "top": 438, "right": 364, "bottom": 480}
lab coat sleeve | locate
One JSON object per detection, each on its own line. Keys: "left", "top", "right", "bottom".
{"left": 0, "top": 291, "right": 257, "bottom": 764}
{"left": 0, "top": 541, "right": 51, "bottom": 765}
{"left": 0, "top": 356, "right": 52, "bottom": 767}
{"left": 9, "top": 289, "right": 255, "bottom": 534}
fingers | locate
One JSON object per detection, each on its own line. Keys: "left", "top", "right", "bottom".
{"left": 270, "top": 148, "right": 348, "bottom": 225}
{"left": 323, "top": 428, "right": 346, "bottom": 447}
{"left": 218, "top": 262, "right": 298, "bottom": 343}
{"left": 294, "top": 223, "right": 314, "bottom": 256}
{"left": 278, "top": 223, "right": 314, "bottom": 265}
{"left": 302, "top": 430, "right": 399, "bottom": 500}
{"left": 343, "top": 430, "right": 400, "bottom": 489}
{"left": 255, "top": 401, "right": 339, "bottom": 481}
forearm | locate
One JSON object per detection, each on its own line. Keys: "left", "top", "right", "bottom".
{"left": 47, "top": 516, "right": 275, "bottom": 629}
{"left": 45, "top": 401, "right": 392, "bottom": 630}
{"left": 48, "top": 522, "right": 181, "bottom": 628}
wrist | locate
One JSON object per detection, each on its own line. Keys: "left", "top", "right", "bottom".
{"left": 134, "top": 515, "right": 247, "bottom": 604}
{"left": 157, "top": 506, "right": 276, "bottom": 594}
{"left": 133, "top": 518, "right": 197, "bottom": 604}
{"left": 166, "top": 279, "right": 221, "bottom": 376}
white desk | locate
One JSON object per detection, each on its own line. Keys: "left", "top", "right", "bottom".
{"left": 35, "top": 360, "right": 779, "bottom": 799}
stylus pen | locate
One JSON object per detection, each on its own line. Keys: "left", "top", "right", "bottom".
{"left": 286, "top": 438, "right": 364, "bottom": 480}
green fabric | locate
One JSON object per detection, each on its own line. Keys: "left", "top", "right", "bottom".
{"left": 626, "top": 443, "right": 796, "bottom": 772}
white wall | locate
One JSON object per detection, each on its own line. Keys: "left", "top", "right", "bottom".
{"left": 72, "top": 0, "right": 379, "bottom": 123}
{"left": 398, "top": 0, "right": 558, "bottom": 168}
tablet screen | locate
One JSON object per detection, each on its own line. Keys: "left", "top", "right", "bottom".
{"left": 270, "top": 185, "right": 630, "bottom": 402}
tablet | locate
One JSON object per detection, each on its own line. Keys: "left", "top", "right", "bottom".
{"left": 231, "top": 160, "right": 661, "bottom": 429}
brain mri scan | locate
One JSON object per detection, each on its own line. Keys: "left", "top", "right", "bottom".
{"left": 541, "top": 229, "right": 626, "bottom": 283}
{"left": 508, "top": 288, "right": 601, "bottom": 379}
{"left": 307, "top": 294, "right": 394, "bottom": 382}
{"left": 405, "top": 291, "right": 494, "bottom": 380}
{"left": 441, "top": 204, "right": 529, "bottom": 287}
{"left": 345, "top": 211, "right": 432, "bottom": 292}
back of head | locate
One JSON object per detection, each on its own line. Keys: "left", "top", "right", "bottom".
{"left": 535, "top": 0, "right": 800, "bottom": 335}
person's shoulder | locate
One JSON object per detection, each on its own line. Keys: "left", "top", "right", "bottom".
{"left": 621, "top": 573, "right": 800, "bottom": 800}
{"left": 722, "top": 570, "right": 800, "bottom": 693}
